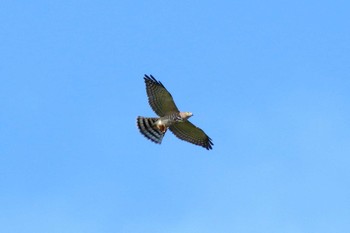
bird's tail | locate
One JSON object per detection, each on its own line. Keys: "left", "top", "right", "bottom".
{"left": 137, "top": 116, "right": 165, "bottom": 144}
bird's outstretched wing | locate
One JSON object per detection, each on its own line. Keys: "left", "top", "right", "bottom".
{"left": 144, "top": 75, "right": 179, "bottom": 117}
{"left": 169, "top": 121, "right": 213, "bottom": 150}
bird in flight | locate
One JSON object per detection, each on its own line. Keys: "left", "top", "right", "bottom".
{"left": 137, "top": 75, "right": 213, "bottom": 150}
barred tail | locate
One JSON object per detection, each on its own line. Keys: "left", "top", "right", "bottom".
{"left": 137, "top": 116, "right": 165, "bottom": 144}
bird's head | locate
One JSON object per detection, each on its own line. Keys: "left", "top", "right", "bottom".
{"left": 179, "top": 112, "right": 193, "bottom": 120}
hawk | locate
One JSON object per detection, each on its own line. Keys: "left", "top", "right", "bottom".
{"left": 137, "top": 74, "right": 213, "bottom": 150}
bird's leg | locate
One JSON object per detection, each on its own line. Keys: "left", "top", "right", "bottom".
{"left": 157, "top": 124, "right": 167, "bottom": 133}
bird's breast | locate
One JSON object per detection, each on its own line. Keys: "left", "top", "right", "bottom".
{"left": 156, "top": 117, "right": 175, "bottom": 127}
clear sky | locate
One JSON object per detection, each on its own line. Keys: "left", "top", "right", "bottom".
{"left": 1, "top": 1, "right": 349, "bottom": 232}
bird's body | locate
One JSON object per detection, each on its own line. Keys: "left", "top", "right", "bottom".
{"left": 156, "top": 112, "right": 188, "bottom": 129}
{"left": 137, "top": 75, "right": 213, "bottom": 150}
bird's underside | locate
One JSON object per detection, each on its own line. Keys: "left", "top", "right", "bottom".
{"left": 136, "top": 74, "right": 213, "bottom": 150}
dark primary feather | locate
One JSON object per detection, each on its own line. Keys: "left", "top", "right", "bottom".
{"left": 144, "top": 74, "right": 179, "bottom": 116}
{"left": 144, "top": 75, "right": 165, "bottom": 88}
{"left": 169, "top": 121, "right": 214, "bottom": 150}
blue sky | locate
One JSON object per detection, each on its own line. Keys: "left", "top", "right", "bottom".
{"left": 1, "top": 0, "right": 350, "bottom": 232}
